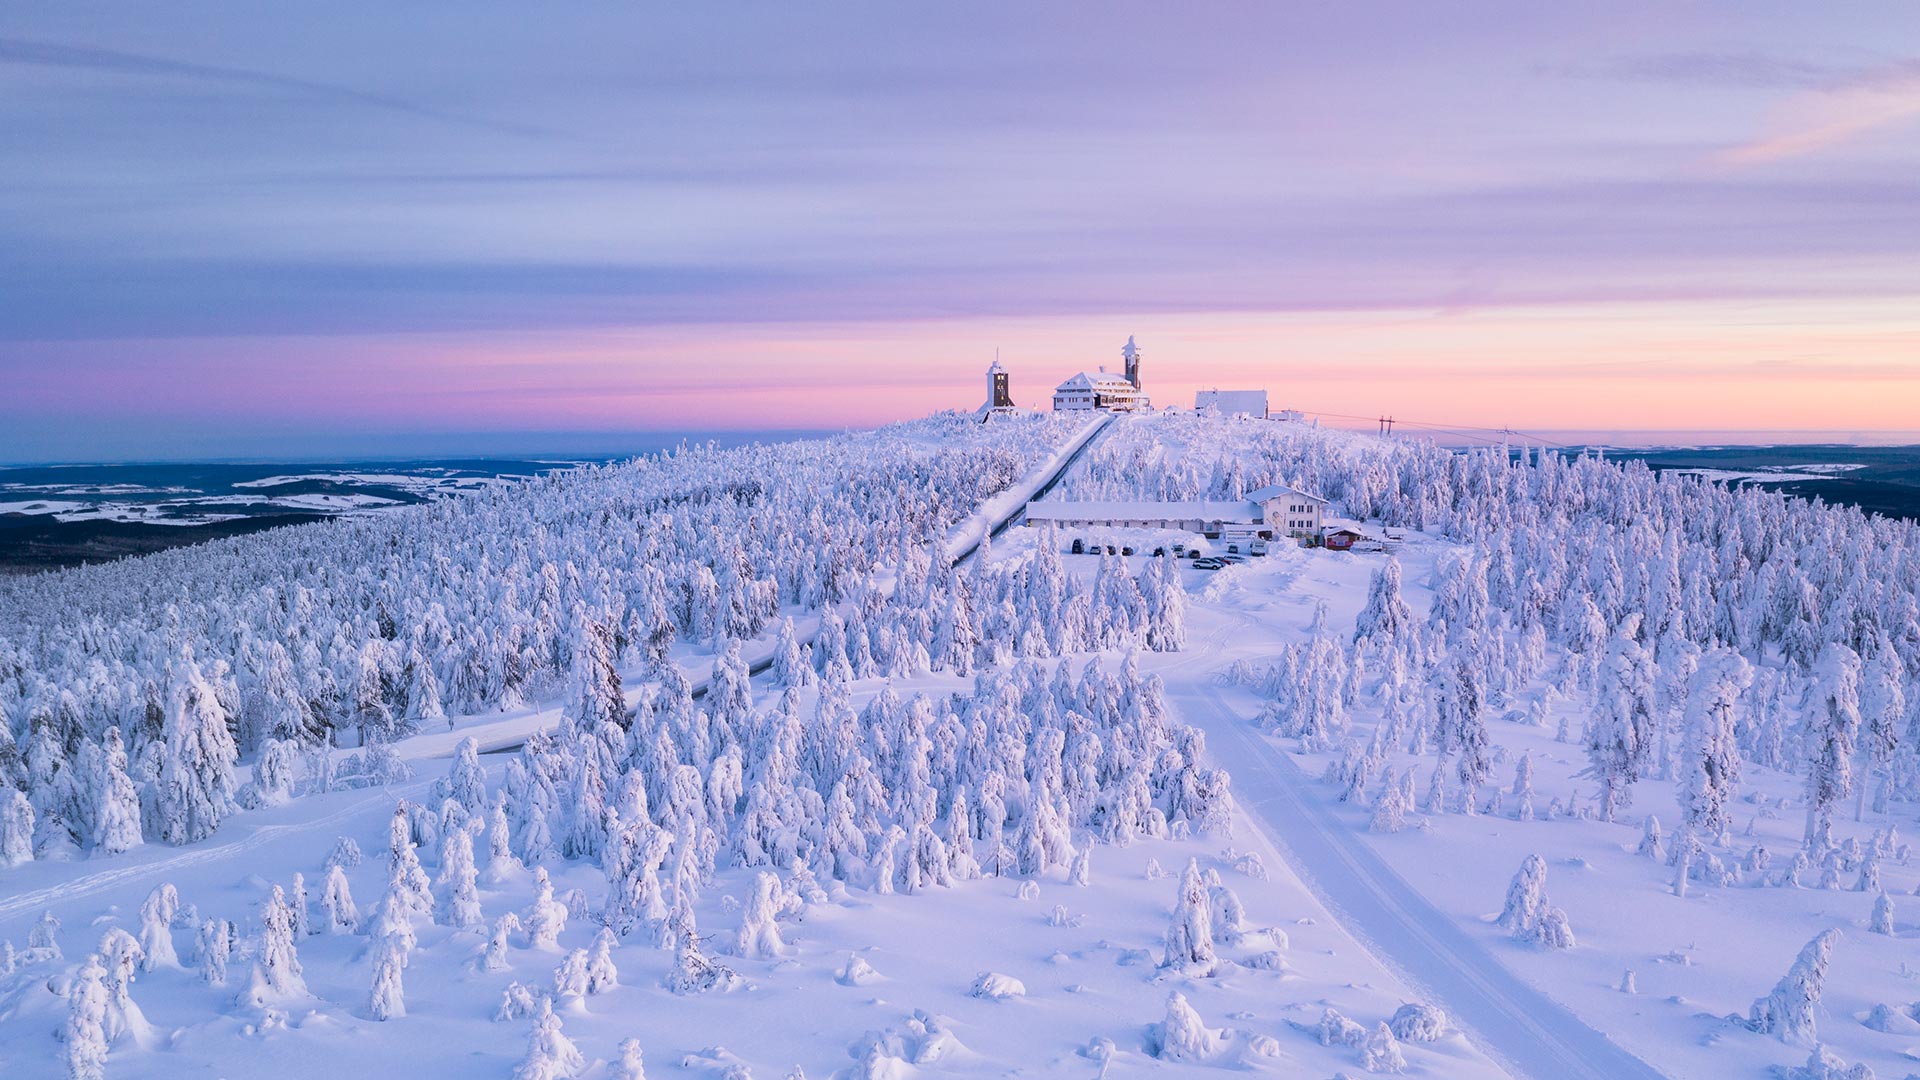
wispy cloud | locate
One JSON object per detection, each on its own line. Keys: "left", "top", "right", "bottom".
{"left": 1718, "top": 74, "right": 1920, "bottom": 165}
{"left": 0, "top": 36, "right": 557, "bottom": 139}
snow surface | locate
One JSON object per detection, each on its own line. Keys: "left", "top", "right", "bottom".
{"left": 6, "top": 411, "right": 1918, "bottom": 1079}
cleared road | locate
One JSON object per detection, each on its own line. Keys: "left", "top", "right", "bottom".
{"left": 1174, "top": 680, "right": 1670, "bottom": 1080}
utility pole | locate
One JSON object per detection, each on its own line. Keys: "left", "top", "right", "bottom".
{"left": 1378, "top": 415, "right": 1394, "bottom": 436}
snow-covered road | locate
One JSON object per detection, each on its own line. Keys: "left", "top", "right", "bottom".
{"left": 1172, "top": 678, "right": 1670, "bottom": 1080}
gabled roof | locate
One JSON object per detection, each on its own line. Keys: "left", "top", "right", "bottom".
{"left": 1196, "top": 389, "right": 1267, "bottom": 411}
{"left": 1055, "top": 370, "right": 1140, "bottom": 393}
{"left": 1246, "top": 484, "right": 1327, "bottom": 504}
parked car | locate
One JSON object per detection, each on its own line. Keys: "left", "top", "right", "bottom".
{"left": 1172, "top": 543, "right": 1188, "bottom": 556}
{"left": 1226, "top": 543, "right": 1240, "bottom": 555}
{"left": 1070, "top": 537, "right": 1084, "bottom": 554}
{"left": 1150, "top": 547, "right": 1167, "bottom": 558}
{"left": 1249, "top": 539, "right": 1268, "bottom": 556}
{"left": 1120, "top": 545, "right": 1135, "bottom": 556}
{"left": 1220, "top": 554, "right": 1247, "bottom": 565}
{"left": 1191, "top": 557, "right": 1225, "bottom": 570}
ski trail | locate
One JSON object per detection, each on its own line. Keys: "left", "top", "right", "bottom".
{"left": 1171, "top": 679, "right": 1669, "bottom": 1080}
{"left": 0, "top": 782, "right": 425, "bottom": 923}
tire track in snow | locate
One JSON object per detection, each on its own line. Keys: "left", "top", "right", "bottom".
{"left": 1172, "top": 679, "right": 1669, "bottom": 1080}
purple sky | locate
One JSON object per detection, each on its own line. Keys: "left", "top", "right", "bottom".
{"left": 3, "top": 4, "right": 1919, "bottom": 460}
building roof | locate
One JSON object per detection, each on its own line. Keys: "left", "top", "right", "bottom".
{"left": 1025, "top": 500, "right": 1264, "bottom": 523}
{"left": 1055, "top": 370, "right": 1141, "bottom": 393}
{"left": 1195, "top": 389, "right": 1268, "bottom": 412}
{"left": 1246, "top": 484, "right": 1327, "bottom": 505}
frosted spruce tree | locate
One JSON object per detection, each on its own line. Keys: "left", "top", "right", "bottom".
{"left": 1584, "top": 617, "right": 1657, "bottom": 822}
{"left": 322, "top": 863, "right": 360, "bottom": 934}
{"left": 65, "top": 953, "right": 110, "bottom": 1080}
{"left": 249, "top": 884, "right": 306, "bottom": 1001}
{"left": 1161, "top": 858, "right": 1217, "bottom": 975}
{"left": 156, "top": 657, "right": 240, "bottom": 845}
{"left": 513, "top": 996, "right": 585, "bottom": 1080}
{"left": 1677, "top": 650, "right": 1751, "bottom": 848}
{"left": 367, "top": 890, "right": 418, "bottom": 1021}
{"left": 1804, "top": 646, "right": 1862, "bottom": 854}
{"left": 1749, "top": 928, "right": 1839, "bottom": 1045}
{"left": 436, "top": 824, "right": 484, "bottom": 930}
{"left": 137, "top": 883, "right": 180, "bottom": 970}
{"left": 93, "top": 727, "right": 143, "bottom": 856}
{"left": 2, "top": 786, "right": 35, "bottom": 868}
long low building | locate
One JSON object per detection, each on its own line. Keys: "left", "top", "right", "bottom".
{"left": 1024, "top": 484, "right": 1327, "bottom": 540}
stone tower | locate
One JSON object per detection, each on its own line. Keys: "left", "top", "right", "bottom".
{"left": 1122, "top": 335, "right": 1141, "bottom": 390}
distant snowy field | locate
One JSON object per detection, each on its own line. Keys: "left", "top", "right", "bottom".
{"left": 3, "top": 411, "right": 1918, "bottom": 1079}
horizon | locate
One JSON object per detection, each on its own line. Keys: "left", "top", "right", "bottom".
{"left": 4, "top": 4, "right": 1919, "bottom": 457}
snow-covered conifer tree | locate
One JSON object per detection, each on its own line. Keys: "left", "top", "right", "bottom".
{"left": 156, "top": 658, "right": 239, "bottom": 845}
{"left": 367, "top": 890, "right": 417, "bottom": 1021}
{"left": 197, "top": 918, "right": 230, "bottom": 985}
{"left": 513, "top": 996, "right": 585, "bottom": 1080}
{"left": 323, "top": 863, "right": 360, "bottom": 934}
{"left": 450, "top": 736, "right": 487, "bottom": 815}
{"left": 65, "top": 953, "right": 110, "bottom": 1080}
{"left": 1678, "top": 650, "right": 1750, "bottom": 843}
{"left": 1748, "top": 928, "right": 1838, "bottom": 1045}
{"left": 525, "top": 866, "right": 569, "bottom": 950}
{"left": 137, "top": 883, "right": 179, "bottom": 970}
{"left": 1804, "top": 647, "right": 1862, "bottom": 854}
{"left": 437, "top": 825, "right": 484, "bottom": 930}
{"left": 1161, "top": 858, "right": 1216, "bottom": 974}
{"left": 93, "top": 727, "right": 142, "bottom": 856}
{"left": 1584, "top": 617, "right": 1657, "bottom": 822}
{"left": 1, "top": 786, "right": 34, "bottom": 868}
{"left": 251, "top": 884, "right": 306, "bottom": 999}
{"left": 734, "top": 871, "right": 787, "bottom": 959}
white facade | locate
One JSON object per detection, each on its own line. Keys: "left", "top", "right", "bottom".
{"left": 1195, "top": 389, "right": 1268, "bottom": 418}
{"left": 1052, "top": 369, "right": 1150, "bottom": 412}
{"left": 1247, "top": 484, "right": 1327, "bottom": 539}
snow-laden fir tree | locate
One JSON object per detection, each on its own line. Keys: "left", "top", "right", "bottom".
{"left": 1748, "top": 928, "right": 1839, "bottom": 1045}
{"left": 1, "top": 786, "right": 34, "bottom": 868}
{"left": 1804, "top": 646, "right": 1862, "bottom": 855}
{"left": 322, "top": 863, "right": 360, "bottom": 934}
{"left": 65, "top": 953, "right": 110, "bottom": 1080}
{"left": 1496, "top": 854, "right": 1575, "bottom": 948}
{"left": 734, "top": 870, "right": 787, "bottom": 959}
{"left": 551, "top": 947, "right": 590, "bottom": 1005}
{"left": 586, "top": 927, "right": 619, "bottom": 993}
{"left": 386, "top": 804, "right": 434, "bottom": 919}
{"left": 513, "top": 995, "right": 586, "bottom": 1080}
{"left": 96, "top": 927, "right": 147, "bottom": 1044}
{"left": 1584, "top": 616, "right": 1657, "bottom": 822}
{"left": 1871, "top": 892, "right": 1895, "bottom": 936}
{"left": 1161, "top": 858, "right": 1216, "bottom": 975}
{"left": 93, "top": 727, "right": 142, "bottom": 856}
{"left": 367, "top": 889, "right": 418, "bottom": 1021}
{"left": 196, "top": 918, "right": 229, "bottom": 985}
{"left": 1362, "top": 1021, "right": 1406, "bottom": 1074}
{"left": 525, "top": 866, "right": 569, "bottom": 950}
{"left": 1152, "top": 990, "right": 1223, "bottom": 1061}
{"left": 611, "top": 1038, "right": 646, "bottom": 1080}
{"left": 156, "top": 656, "right": 239, "bottom": 845}
{"left": 436, "top": 823, "right": 484, "bottom": 930}
{"left": 248, "top": 884, "right": 306, "bottom": 1001}
{"left": 1678, "top": 649, "right": 1750, "bottom": 845}
{"left": 483, "top": 913, "right": 522, "bottom": 973}
{"left": 449, "top": 736, "right": 487, "bottom": 815}
{"left": 137, "top": 883, "right": 179, "bottom": 970}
